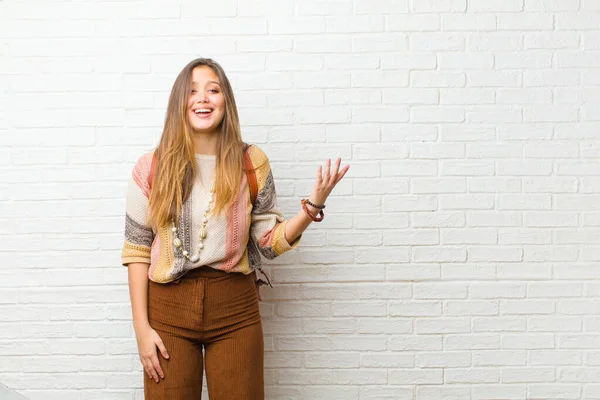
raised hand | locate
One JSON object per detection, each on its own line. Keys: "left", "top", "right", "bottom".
{"left": 309, "top": 158, "right": 350, "bottom": 207}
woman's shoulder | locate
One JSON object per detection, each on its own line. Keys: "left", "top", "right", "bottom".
{"left": 130, "top": 150, "right": 156, "bottom": 194}
{"left": 245, "top": 143, "right": 270, "bottom": 170}
{"left": 132, "top": 151, "right": 155, "bottom": 174}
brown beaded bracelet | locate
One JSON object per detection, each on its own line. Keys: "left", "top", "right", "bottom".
{"left": 305, "top": 198, "right": 326, "bottom": 209}
{"left": 301, "top": 199, "right": 324, "bottom": 222}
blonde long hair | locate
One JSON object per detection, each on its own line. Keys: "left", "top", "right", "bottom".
{"left": 148, "top": 58, "right": 245, "bottom": 228}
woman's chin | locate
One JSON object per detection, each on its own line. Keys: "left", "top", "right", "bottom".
{"left": 190, "top": 124, "right": 218, "bottom": 134}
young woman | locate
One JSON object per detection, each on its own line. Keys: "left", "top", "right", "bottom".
{"left": 121, "top": 58, "right": 349, "bottom": 399}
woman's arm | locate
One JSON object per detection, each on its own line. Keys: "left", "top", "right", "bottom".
{"left": 127, "top": 262, "right": 169, "bottom": 383}
{"left": 285, "top": 158, "right": 349, "bottom": 243}
{"left": 127, "top": 262, "right": 151, "bottom": 330}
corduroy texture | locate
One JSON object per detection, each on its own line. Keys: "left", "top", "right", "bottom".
{"left": 145, "top": 267, "right": 264, "bottom": 400}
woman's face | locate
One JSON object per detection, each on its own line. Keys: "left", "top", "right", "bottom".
{"left": 187, "top": 66, "right": 225, "bottom": 134}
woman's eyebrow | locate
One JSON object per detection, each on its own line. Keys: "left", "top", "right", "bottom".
{"left": 192, "top": 80, "right": 221, "bottom": 86}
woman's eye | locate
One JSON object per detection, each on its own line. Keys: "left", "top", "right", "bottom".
{"left": 191, "top": 89, "right": 197, "bottom": 93}
{"left": 209, "top": 89, "right": 219, "bottom": 93}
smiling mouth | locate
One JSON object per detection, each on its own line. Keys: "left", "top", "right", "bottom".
{"left": 193, "top": 108, "right": 213, "bottom": 118}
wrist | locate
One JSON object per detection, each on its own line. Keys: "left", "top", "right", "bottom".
{"left": 306, "top": 198, "right": 326, "bottom": 209}
{"left": 301, "top": 199, "right": 325, "bottom": 222}
{"left": 306, "top": 204, "right": 319, "bottom": 216}
{"left": 134, "top": 320, "right": 151, "bottom": 332}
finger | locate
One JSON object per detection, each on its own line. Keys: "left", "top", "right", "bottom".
{"left": 143, "top": 363, "right": 152, "bottom": 380}
{"left": 151, "top": 355, "right": 165, "bottom": 379}
{"left": 144, "top": 358, "right": 159, "bottom": 383}
{"left": 143, "top": 362, "right": 155, "bottom": 381}
{"left": 156, "top": 340, "right": 169, "bottom": 360}
{"left": 335, "top": 165, "right": 350, "bottom": 184}
{"left": 330, "top": 158, "right": 341, "bottom": 183}
{"left": 324, "top": 159, "right": 331, "bottom": 178}
{"left": 316, "top": 165, "right": 323, "bottom": 183}
{"left": 149, "top": 365, "right": 159, "bottom": 383}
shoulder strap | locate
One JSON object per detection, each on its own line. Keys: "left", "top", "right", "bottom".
{"left": 243, "top": 144, "right": 258, "bottom": 205}
{"left": 148, "top": 153, "right": 157, "bottom": 191}
{"left": 148, "top": 147, "right": 257, "bottom": 205}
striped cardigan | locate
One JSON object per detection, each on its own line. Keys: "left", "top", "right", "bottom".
{"left": 121, "top": 145, "right": 300, "bottom": 284}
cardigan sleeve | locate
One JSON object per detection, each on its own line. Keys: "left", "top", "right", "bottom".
{"left": 249, "top": 147, "right": 301, "bottom": 259}
{"left": 121, "top": 153, "right": 154, "bottom": 266}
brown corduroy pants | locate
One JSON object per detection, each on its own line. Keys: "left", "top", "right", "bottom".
{"left": 145, "top": 267, "right": 264, "bottom": 400}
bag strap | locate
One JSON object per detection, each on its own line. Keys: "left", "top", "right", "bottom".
{"left": 149, "top": 145, "right": 257, "bottom": 205}
{"left": 148, "top": 153, "right": 157, "bottom": 191}
{"left": 243, "top": 144, "right": 258, "bottom": 205}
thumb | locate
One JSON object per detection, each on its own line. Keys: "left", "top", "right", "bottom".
{"left": 155, "top": 337, "right": 169, "bottom": 359}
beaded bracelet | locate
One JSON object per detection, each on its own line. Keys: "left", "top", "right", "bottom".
{"left": 305, "top": 198, "right": 326, "bottom": 209}
{"left": 301, "top": 199, "right": 324, "bottom": 222}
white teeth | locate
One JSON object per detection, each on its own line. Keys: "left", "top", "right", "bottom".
{"left": 195, "top": 109, "right": 211, "bottom": 114}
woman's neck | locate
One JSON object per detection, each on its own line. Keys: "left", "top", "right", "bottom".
{"left": 193, "top": 131, "right": 218, "bottom": 155}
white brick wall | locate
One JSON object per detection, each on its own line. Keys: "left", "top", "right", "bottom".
{"left": 2, "top": 0, "right": 600, "bottom": 399}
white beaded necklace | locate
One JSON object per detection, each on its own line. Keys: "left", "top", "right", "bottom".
{"left": 171, "top": 181, "right": 214, "bottom": 263}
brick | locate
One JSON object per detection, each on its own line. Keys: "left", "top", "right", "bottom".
{"left": 503, "top": 334, "right": 555, "bottom": 349}
{"left": 388, "top": 301, "right": 442, "bottom": 317}
{"left": 383, "top": 88, "right": 438, "bottom": 104}
{"left": 381, "top": 53, "right": 437, "bottom": 69}
{"left": 530, "top": 350, "right": 581, "bottom": 366}
{"left": 360, "top": 353, "right": 413, "bottom": 368}
{"left": 446, "top": 300, "right": 499, "bottom": 316}
{"left": 525, "top": 32, "right": 581, "bottom": 49}
{"left": 386, "top": 15, "right": 440, "bottom": 32}
{"left": 445, "top": 334, "right": 501, "bottom": 350}
{"left": 473, "top": 351, "right": 528, "bottom": 366}
{"left": 352, "top": 71, "right": 409, "bottom": 88}
{"left": 440, "top": 88, "right": 495, "bottom": 104}
{"left": 268, "top": 17, "right": 325, "bottom": 34}
{"left": 325, "top": 55, "right": 380, "bottom": 70}
{"left": 502, "top": 368, "right": 555, "bottom": 383}
{"left": 304, "top": 352, "right": 358, "bottom": 368}
{"left": 500, "top": 300, "right": 555, "bottom": 315}
{"left": 357, "top": 318, "right": 412, "bottom": 334}
{"left": 388, "top": 369, "right": 443, "bottom": 384}
{"left": 528, "top": 384, "right": 582, "bottom": 399}
{"left": 416, "top": 352, "right": 470, "bottom": 369}
{"left": 497, "top": 14, "right": 554, "bottom": 30}
{"left": 416, "top": 318, "right": 471, "bottom": 334}
{"left": 355, "top": 0, "right": 409, "bottom": 14}
{"left": 411, "top": 178, "right": 466, "bottom": 194}
{"left": 411, "top": 212, "right": 465, "bottom": 228}
{"left": 442, "top": 15, "right": 496, "bottom": 31}
{"left": 325, "top": 88, "right": 382, "bottom": 105}
{"left": 556, "top": 13, "right": 600, "bottom": 30}
{"left": 326, "top": 16, "right": 384, "bottom": 33}
{"left": 411, "top": 34, "right": 466, "bottom": 51}
{"left": 472, "top": 385, "right": 526, "bottom": 399}
{"left": 525, "top": 0, "right": 580, "bottom": 10}
{"left": 410, "top": 106, "right": 465, "bottom": 123}
{"left": 469, "top": 0, "right": 524, "bottom": 11}
{"left": 445, "top": 368, "right": 500, "bottom": 383}
{"left": 353, "top": 33, "right": 409, "bottom": 51}
{"left": 411, "top": 0, "right": 466, "bottom": 12}
{"left": 442, "top": 264, "right": 497, "bottom": 280}
{"left": 469, "top": 34, "right": 523, "bottom": 51}
{"left": 297, "top": 0, "right": 353, "bottom": 15}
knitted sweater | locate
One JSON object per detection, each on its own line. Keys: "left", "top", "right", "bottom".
{"left": 121, "top": 145, "right": 300, "bottom": 283}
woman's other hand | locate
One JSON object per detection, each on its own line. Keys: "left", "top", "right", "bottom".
{"left": 135, "top": 325, "right": 169, "bottom": 383}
